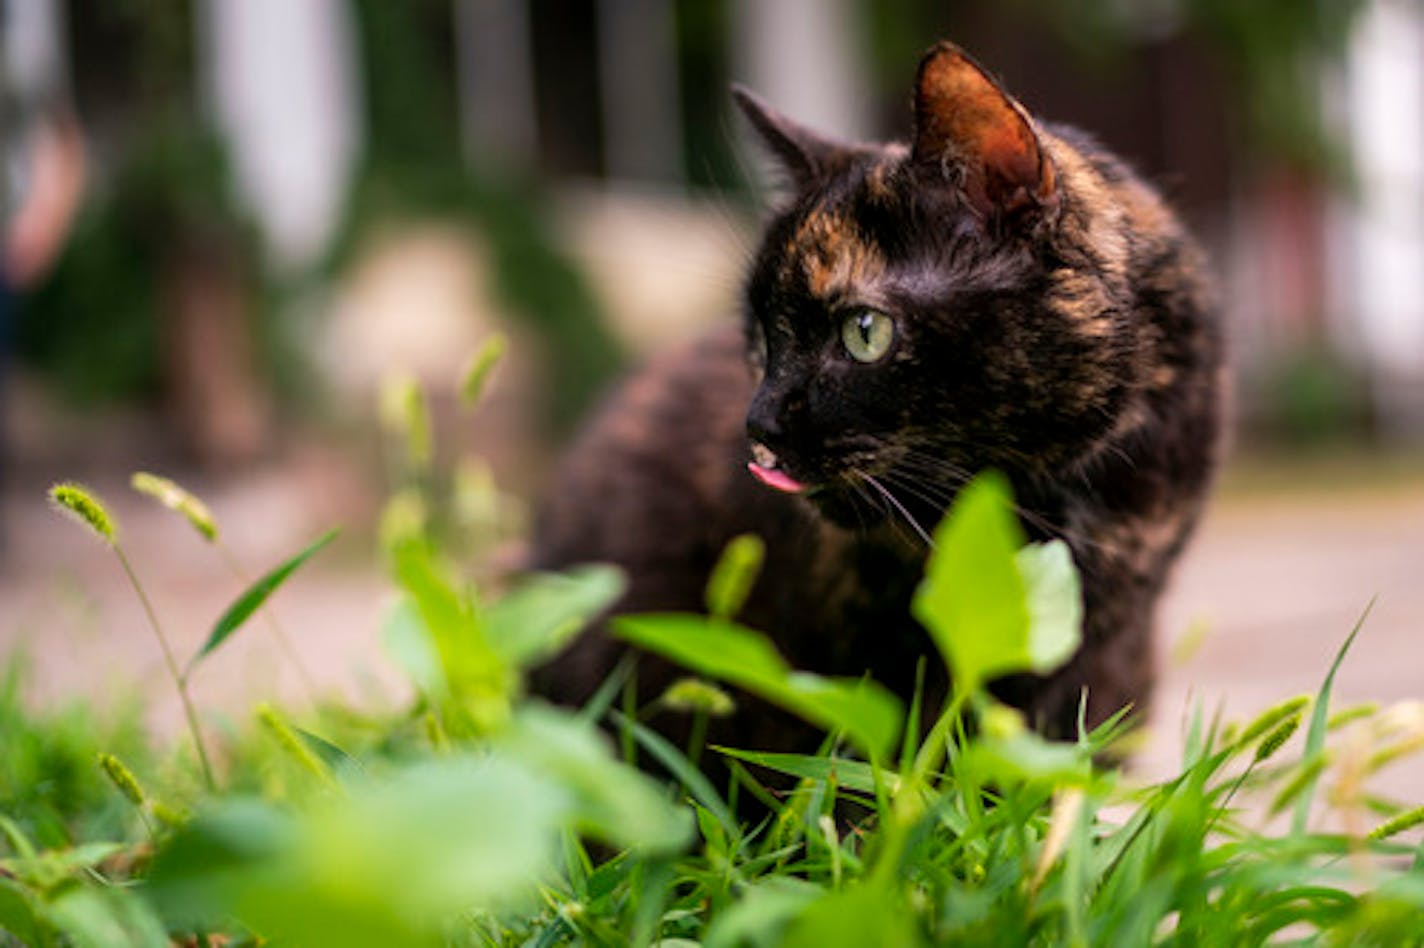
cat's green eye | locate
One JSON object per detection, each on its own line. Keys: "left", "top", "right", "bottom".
{"left": 841, "top": 310, "right": 895, "bottom": 363}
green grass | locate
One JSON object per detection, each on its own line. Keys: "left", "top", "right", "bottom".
{"left": 6, "top": 367, "right": 1424, "bottom": 946}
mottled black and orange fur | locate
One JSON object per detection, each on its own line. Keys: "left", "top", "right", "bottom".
{"left": 531, "top": 42, "right": 1224, "bottom": 752}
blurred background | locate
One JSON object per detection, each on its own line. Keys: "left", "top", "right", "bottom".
{"left": 1, "top": 0, "right": 1421, "bottom": 785}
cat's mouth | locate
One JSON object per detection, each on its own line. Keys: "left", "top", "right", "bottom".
{"left": 747, "top": 443, "right": 807, "bottom": 494}
{"left": 748, "top": 441, "right": 924, "bottom": 531}
{"left": 746, "top": 443, "right": 861, "bottom": 513}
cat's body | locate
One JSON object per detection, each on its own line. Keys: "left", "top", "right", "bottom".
{"left": 531, "top": 42, "right": 1223, "bottom": 746}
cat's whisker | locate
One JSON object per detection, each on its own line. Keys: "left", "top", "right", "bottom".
{"left": 886, "top": 453, "right": 1096, "bottom": 552}
{"left": 860, "top": 473, "right": 936, "bottom": 549}
{"left": 844, "top": 479, "right": 878, "bottom": 537}
{"left": 844, "top": 468, "right": 900, "bottom": 543}
{"left": 878, "top": 469, "right": 955, "bottom": 516}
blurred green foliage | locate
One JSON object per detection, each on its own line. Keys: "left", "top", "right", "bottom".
{"left": 17, "top": 118, "right": 263, "bottom": 405}
{"left": 1256, "top": 344, "right": 1373, "bottom": 446}
{"left": 1180, "top": 0, "right": 1367, "bottom": 174}
{"left": 6, "top": 377, "right": 1424, "bottom": 943}
{"left": 0, "top": 654, "right": 150, "bottom": 850}
{"left": 858, "top": 0, "right": 1366, "bottom": 175}
{"left": 15, "top": 0, "right": 267, "bottom": 407}
{"left": 8, "top": 454, "right": 1424, "bottom": 943}
{"left": 674, "top": 0, "right": 743, "bottom": 190}
{"left": 12, "top": 0, "right": 1374, "bottom": 429}
{"left": 333, "top": 0, "right": 625, "bottom": 434}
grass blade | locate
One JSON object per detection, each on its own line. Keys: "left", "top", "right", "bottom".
{"left": 1292, "top": 598, "right": 1373, "bottom": 835}
{"left": 609, "top": 710, "right": 736, "bottom": 835}
{"left": 188, "top": 528, "right": 340, "bottom": 675}
{"left": 614, "top": 613, "right": 902, "bottom": 758}
{"left": 715, "top": 747, "right": 901, "bottom": 798}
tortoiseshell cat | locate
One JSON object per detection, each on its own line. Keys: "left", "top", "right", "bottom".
{"left": 531, "top": 42, "right": 1223, "bottom": 749}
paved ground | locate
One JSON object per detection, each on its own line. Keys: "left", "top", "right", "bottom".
{"left": 1146, "top": 464, "right": 1424, "bottom": 804}
{"left": 2, "top": 441, "right": 1421, "bottom": 805}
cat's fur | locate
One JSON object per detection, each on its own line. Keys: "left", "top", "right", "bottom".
{"left": 530, "top": 42, "right": 1223, "bottom": 748}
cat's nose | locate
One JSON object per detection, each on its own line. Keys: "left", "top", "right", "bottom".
{"left": 746, "top": 404, "right": 781, "bottom": 448}
{"left": 746, "top": 387, "right": 794, "bottom": 448}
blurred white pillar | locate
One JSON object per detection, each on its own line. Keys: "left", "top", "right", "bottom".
{"left": 455, "top": 0, "right": 537, "bottom": 169}
{"left": 731, "top": 0, "right": 872, "bottom": 143}
{"left": 198, "top": 0, "right": 361, "bottom": 271}
{"left": 597, "top": 0, "right": 683, "bottom": 184}
{"left": 3, "top": 0, "right": 68, "bottom": 102}
{"left": 1338, "top": 0, "right": 1424, "bottom": 435}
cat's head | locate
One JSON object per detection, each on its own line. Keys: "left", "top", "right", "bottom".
{"left": 736, "top": 41, "right": 1146, "bottom": 527}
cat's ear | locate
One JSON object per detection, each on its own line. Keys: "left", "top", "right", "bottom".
{"left": 732, "top": 84, "right": 852, "bottom": 191}
{"left": 912, "top": 42, "right": 1058, "bottom": 221}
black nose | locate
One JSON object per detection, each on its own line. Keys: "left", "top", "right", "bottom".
{"left": 746, "top": 385, "right": 804, "bottom": 448}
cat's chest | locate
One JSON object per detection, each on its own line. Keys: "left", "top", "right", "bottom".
{"left": 740, "top": 515, "right": 931, "bottom": 679}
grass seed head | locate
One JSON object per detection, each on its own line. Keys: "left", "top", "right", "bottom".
{"left": 1327, "top": 702, "right": 1379, "bottom": 731}
{"left": 1368, "top": 803, "right": 1424, "bottom": 841}
{"left": 98, "top": 752, "right": 146, "bottom": 806}
{"left": 378, "top": 373, "right": 432, "bottom": 469}
{"left": 1235, "top": 694, "right": 1310, "bottom": 751}
{"left": 704, "top": 533, "right": 766, "bottom": 620}
{"left": 49, "top": 482, "right": 117, "bottom": 545}
{"left": 459, "top": 332, "right": 508, "bottom": 408}
{"left": 662, "top": 678, "right": 736, "bottom": 717}
{"left": 379, "top": 489, "right": 428, "bottom": 552}
{"left": 130, "top": 472, "right": 219, "bottom": 541}
{"left": 150, "top": 801, "right": 187, "bottom": 828}
{"left": 1255, "top": 713, "right": 1303, "bottom": 763}
{"left": 257, "top": 703, "right": 335, "bottom": 788}
{"left": 982, "top": 701, "right": 1027, "bottom": 740}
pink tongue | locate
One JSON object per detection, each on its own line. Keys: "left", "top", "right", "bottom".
{"left": 748, "top": 462, "right": 805, "bottom": 494}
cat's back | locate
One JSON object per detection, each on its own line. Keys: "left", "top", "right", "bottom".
{"left": 533, "top": 325, "right": 753, "bottom": 582}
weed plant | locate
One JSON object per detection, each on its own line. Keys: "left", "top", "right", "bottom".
{"left": 5, "top": 344, "right": 1424, "bottom": 946}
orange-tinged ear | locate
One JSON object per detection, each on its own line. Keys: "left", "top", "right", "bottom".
{"left": 912, "top": 42, "right": 1057, "bottom": 220}
{"left": 732, "top": 84, "right": 855, "bottom": 191}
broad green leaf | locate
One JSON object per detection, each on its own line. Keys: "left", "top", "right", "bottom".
{"left": 703, "top": 877, "right": 822, "bottom": 948}
{"left": 779, "top": 673, "right": 903, "bottom": 761}
{"left": 146, "top": 799, "right": 296, "bottom": 931}
{"left": 483, "top": 566, "right": 625, "bottom": 668}
{"left": 912, "top": 472, "right": 1028, "bottom": 693}
{"left": 392, "top": 541, "right": 498, "bottom": 688}
{"left": 912, "top": 473, "right": 1083, "bottom": 693}
{"left": 43, "top": 884, "right": 168, "bottom": 948}
{"left": 303, "top": 759, "right": 564, "bottom": 921}
{"left": 156, "top": 720, "right": 686, "bottom": 944}
{"left": 498, "top": 707, "right": 692, "bottom": 853}
{"left": 152, "top": 760, "right": 568, "bottom": 946}
{"left": 615, "top": 614, "right": 788, "bottom": 685}
{"left": 0, "top": 877, "right": 43, "bottom": 947}
{"left": 964, "top": 731, "right": 1092, "bottom": 787}
{"left": 1016, "top": 540, "right": 1082, "bottom": 673}
{"left": 382, "top": 596, "right": 444, "bottom": 699}
{"left": 189, "top": 528, "right": 339, "bottom": 673}
{"left": 782, "top": 883, "right": 925, "bottom": 948}
{"left": 389, "top": 539, "right": 513, "bottom": 732}
{"left": 614, "top": 613, "right": 902, "bottom": 758}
